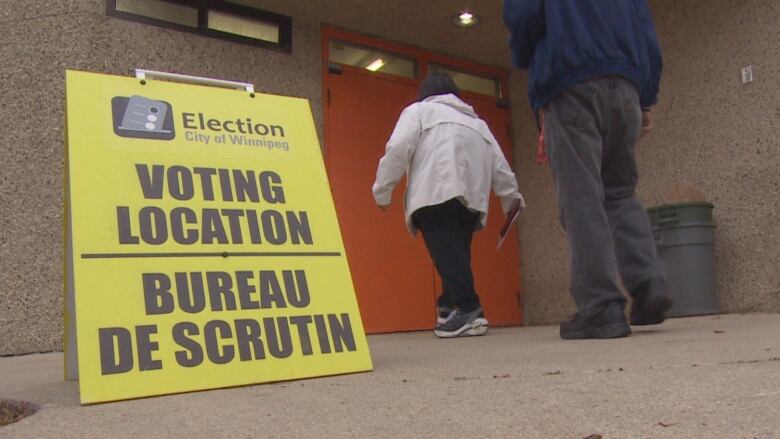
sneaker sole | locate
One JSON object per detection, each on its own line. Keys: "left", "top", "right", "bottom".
{"left": 434, "top": 318, "right": 488, "bottom": 338}
{"left": 631, "top": 296, "right": 673, "bottom": 326}
{"left": 560, "top": 323, "right": 631, "bottom": 340}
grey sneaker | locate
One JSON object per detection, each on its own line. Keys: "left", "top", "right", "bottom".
{"left": 434, "top": 308, "right": 488, "bottom": 338}
{"left": 437, "top": 306, "right": 454, "bottom": 325}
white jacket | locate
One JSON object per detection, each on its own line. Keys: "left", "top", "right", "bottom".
{"left": 372, "top": 94, "right": 525, "bottom": 234}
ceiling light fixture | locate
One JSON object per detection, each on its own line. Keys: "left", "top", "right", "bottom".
{"left": 365, "top": 58, "right": 386, "bottom": 72}
{"left": 454, "top": 10, "right": 479, "bottom": 27}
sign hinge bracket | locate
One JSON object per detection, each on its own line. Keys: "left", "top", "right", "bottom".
{"left": 133, "top": 69, "right": 255, "bottom": 94}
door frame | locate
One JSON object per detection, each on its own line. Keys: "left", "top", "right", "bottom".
{"left": 322, "top": 25, "right": 511, "bottom": 170}
{"left": 321, "top": 26, "right": 523, "bottom": 330}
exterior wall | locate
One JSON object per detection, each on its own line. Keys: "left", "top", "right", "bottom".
{"left": 512, "top": 0, "right": 780, "bottom": 325}
{"left": 508, "top": 70, "right": 574, "bottom": 324}
{"left": 0, "top": 0, "right": 323, "bottom": 354}
{"left": 645, "top": 0, "right": 780, "bottom": 314}
{"left": 2, "top": 0, "right": 779, "bottom": 353}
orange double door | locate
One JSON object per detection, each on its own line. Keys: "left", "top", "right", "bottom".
{"left": 323, "top": 28, "right": 522, "bottom": 333}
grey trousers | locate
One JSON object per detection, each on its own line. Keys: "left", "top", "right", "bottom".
{"left": 543, "top": 76, "right": 667, "bottom": 317}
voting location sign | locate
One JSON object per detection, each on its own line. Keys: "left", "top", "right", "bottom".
{"left": 64, "top": 70, "right": 372, "bottom": 404}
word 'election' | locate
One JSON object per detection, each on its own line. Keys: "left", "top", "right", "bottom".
{"left": 117, "top": 164, "right": 313, "bottom": 245}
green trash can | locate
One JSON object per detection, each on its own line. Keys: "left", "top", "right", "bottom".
{"left": 647, "top": 202, "right": 718, "bottom": 317}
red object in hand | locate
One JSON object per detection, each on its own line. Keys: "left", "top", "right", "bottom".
{"left": 536, "top": 119, "right": 548, "bottom": 165}
{"left": 497, "top": 199, "right": 522, "bottom": 250}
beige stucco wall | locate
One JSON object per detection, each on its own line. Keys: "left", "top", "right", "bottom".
{"left": 513, "top": 0, "right": 780, "bottom": 325}
{"left": 2, "top": 0, "right": 779, "bottom": 354}
{"left": 0, "top": 0, "right": 323, "bottom": 355}
{"left": 646, "top": 0, "right": 780, "bottom": 313}
{"left": 508, "top": 70, "right": 573, "bottom": 325}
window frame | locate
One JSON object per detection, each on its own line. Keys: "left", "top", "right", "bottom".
{"left": 428, "top": 62, "right": 503, "bottom": 99}
{"left": 106, "top": 0, "right": 292, "bottom": 53}
{"left": 328, "top": 39, "right": 418, "bottom": 80}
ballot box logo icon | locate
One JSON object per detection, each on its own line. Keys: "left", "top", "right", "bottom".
{"left": 111, "top": 95, "right": 175, "bottom": 140}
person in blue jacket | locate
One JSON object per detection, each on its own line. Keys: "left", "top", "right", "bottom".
{"left": 504, "top": 0, "right": 672, "bottom": 339}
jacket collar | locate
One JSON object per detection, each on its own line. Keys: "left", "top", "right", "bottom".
{"left": 422, "top": 94, "right": 478, "bottom": 118}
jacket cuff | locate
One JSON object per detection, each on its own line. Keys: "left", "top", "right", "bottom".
{"left": 501, "top": 193, "right": 526, "bottom": 214}
{"left": 373, "top": 190, "right": 392, "bottom": 207}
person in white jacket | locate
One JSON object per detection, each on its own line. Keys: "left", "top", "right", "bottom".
{"left": 372, "top": 73, "right": 524, "bottom": 338}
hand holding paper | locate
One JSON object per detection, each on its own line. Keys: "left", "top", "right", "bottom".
{"left": 497, "top": 198, "right": 523, "bottom": 250}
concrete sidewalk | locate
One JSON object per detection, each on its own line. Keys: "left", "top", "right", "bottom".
{"left": 1, "top": 313, "right": 779, "bottom": 438}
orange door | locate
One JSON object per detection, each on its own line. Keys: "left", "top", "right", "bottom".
{"left": 324, "top": 28, "right": 522, "bottom": 332}
{"left": 326, "top": 68, "right": 435, "bottom": 333}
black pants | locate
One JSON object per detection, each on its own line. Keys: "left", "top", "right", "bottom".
{"left": 413, "top": 199, "right": 481, "bottom": 312}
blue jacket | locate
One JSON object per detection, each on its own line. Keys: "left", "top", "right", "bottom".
{"left": 503, "top": 0, "right": 662, "bottom": 112}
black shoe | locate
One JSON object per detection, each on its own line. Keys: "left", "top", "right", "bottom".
{"left": 559, "top": 302, "right": 631, "bottom": 340}
{"left": 630, "top": 282, "right": 673, "bottom": 326}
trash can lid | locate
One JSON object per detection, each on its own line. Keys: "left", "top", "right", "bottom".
{"left": 647, "top": 202, "right": 714, "bottom": 228}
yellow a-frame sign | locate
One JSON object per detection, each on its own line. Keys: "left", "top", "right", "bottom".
{"left": 64, "top": 70, "right": 372, "bottom": 404}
